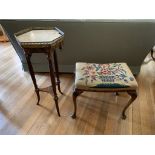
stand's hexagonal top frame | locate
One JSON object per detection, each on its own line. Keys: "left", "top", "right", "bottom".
{"left": 15, "top": 27, "right": 64, "bottom": 48}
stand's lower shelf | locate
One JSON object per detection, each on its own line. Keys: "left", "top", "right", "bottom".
{"left": 39, "top": 83, "right": 63, "bottom": 95}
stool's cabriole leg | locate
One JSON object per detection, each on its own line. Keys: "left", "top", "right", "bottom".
{"left": 47, "top": 48, "right": 60, "bottom": 117}
{"left": 25, "top": 51, "right": 40, "bottom": 105}
{"left": 122, "top": 90, "right": 137, "bottom": 119}
{"left": 72, "top": 89, "right": 83, "bottom": 119}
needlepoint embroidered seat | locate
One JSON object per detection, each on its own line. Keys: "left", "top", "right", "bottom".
{"left": 72, "top": 62, "right": 138, "bottom": 119}
{"left": 75, "top": 62, "right": 138, "bottom": 90}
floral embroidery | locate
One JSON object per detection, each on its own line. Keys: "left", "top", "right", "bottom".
{"left": 78, "top": 63, "right": 134, "bottom": 87}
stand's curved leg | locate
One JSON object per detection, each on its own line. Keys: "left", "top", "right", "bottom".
{"left": 151, "top": 49, "right": 155, "bottom": 61}
{"left": 72, "top": 89, "right": 83, "bottom": 119}
{"left": 35, "top": 89, "right": 40, "bottom": 105}
{"left": 122, "top": 90, "right": 137, "bottom": 119}
{"left": 54, "top": 96, "right": 60, "bottom": 116}
{"left": 47, "top": 49, "right": 60, "bottom": 117}
{"left": 25, "top": 51, "right": 40, "bottom": 105}
{"left": 53, "top": 49, "right": 63, "bottom": 94}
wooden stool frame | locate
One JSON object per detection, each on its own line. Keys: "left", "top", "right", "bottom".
{"left": 72, "top": 88, "right": 137, "bottom": 119}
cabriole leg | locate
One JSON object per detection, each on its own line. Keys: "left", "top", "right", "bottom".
{"left": 72, "top": 89, "right": 83, "bottom": 119}
{"left": 122, "top": 90, "right": 137, "bottom": 119}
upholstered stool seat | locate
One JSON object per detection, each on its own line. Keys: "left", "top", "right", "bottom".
{"left": 72, "top": 62, "right": 138, "bottom": 119}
